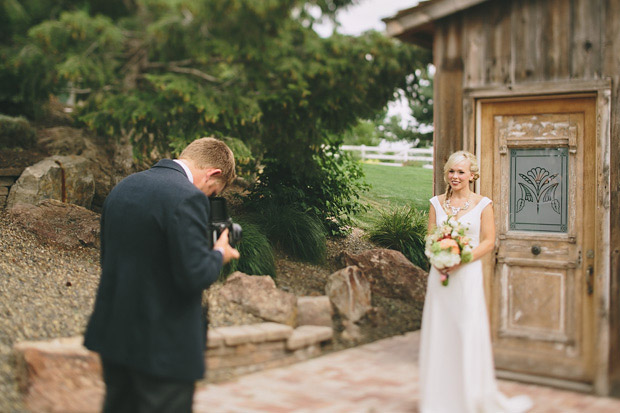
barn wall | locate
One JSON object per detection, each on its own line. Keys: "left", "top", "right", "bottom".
{"left": 430, "top": 0, "right": 620, "bottom": 395}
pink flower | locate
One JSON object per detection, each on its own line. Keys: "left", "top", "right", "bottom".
{"left": 438, "top": 238, "right": 460, "bottom": 255}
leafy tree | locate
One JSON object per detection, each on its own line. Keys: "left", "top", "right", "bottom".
{"left": 406, "top": 66, "right": 434, "bottom": 145}
{"left": 0, "top": 0, "right": 431, "bottom": 235}
{"left": 341, "top": 66, "right": 433, "bottom": 147}
{"left": 341, "top": 119, "right": 380, "bottom": 146}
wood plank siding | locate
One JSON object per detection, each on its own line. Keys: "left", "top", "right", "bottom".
{"left": 603, "top": 0, "right": 620, "bottom": 396}
{"left": 387, "top": 0, "right": 620, "bottom": 396}
{"left": 433, "top": 0, "right": 614, "bottom": 173}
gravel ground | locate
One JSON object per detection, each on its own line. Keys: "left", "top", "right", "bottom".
{"left": 0, "top": 211, "right": 100, "bottom": 412}
{"left": 0, "top": 212, "right": 420, "bottom": 412}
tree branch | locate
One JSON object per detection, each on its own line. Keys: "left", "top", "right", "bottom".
{"left": 143, "top": 60, "right": 220, "bottom": 83}
{"left": 146, "top": 59, "right": 194, "bottom": 68}
{"left": 167, "top": 66, "right": 219, "bottom": 83}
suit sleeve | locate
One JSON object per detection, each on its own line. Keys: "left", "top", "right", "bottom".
{"left": 166, "top": 192, "right": 223, "bottom": 294}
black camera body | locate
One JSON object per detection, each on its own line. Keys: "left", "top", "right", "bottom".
{"left": 208, "top": 197, "right": 242, "bottom": 248}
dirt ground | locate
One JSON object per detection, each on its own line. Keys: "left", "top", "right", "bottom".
{"left": 0, "top": 147, "right": 49, "bottom": 169}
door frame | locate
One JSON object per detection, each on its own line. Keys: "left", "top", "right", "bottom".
{"left": 462, "top": 79, "right": 611, "bottom": 395}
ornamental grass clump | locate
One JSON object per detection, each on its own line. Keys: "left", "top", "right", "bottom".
{"left": 259, "top": 203, "right": 327, "bottom": 264}
{"left": 368, "top": 206, "right": 429, "bottom": 270}
{"left": 222, "top": 220, "right": 276, "bottom": 279}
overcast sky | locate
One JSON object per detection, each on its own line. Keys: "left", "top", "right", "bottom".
{"left": 314, "top": 0, "right": 420, "bottom": 37}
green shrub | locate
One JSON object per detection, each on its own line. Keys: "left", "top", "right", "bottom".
{"left": 247, "top": 146, "right": 369, "bottom": 237}
{"left": 222, "top": 220, "right": 276, "bottom": 279}
{"left": 0, "top": 114, "right": 36, "bottom": 149}
{"left": 368, "top": 206, "right": 429, "bottom": 270}
{"left": 258, "top": 203, "right": 327, "bottom": 264}
{"left": 222, "top": 136, "right": 257, "bottom": 181}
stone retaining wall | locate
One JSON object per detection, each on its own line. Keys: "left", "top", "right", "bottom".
{"left": 0, "top": 167, "right": 23, "bottom": 209}
{"left": 14, "top": 322, "right": 333, "bottom": 413}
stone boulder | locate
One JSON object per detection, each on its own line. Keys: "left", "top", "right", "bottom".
{"left": 325, "top": 266, "right": 372, "bottom": 323}
{"left": 6, "top": 155, "right": 94, "bottom": 209}
{"left": 296, "top": 296, "right": 333, "bottom": 328}
{"left": 341, "top": 248, "right": 428, "bottom": 303}
{"left": 218, "top": 272, "right": 298, "bottom": 326}
{"left": 10, "top": 200, "right": 101, "bottom": 249}
{"left": 38, "top": 126, "right": 136, "bottom": 210}
{"left": 14, "top": 336, "right": 103, "bottom": 413}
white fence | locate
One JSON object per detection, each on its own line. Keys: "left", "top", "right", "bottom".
{"left": 342, "top": 145, "right": 433, "bottom": 168}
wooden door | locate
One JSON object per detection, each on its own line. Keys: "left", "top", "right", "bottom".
{"left": 479, "top": 96, "right": 596, "bottom": 388}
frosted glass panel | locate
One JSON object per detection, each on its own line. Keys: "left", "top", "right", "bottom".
{"left": 509, "top": 148, "right": 568, "bottom": 232}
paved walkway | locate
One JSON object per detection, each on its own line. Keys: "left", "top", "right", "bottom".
{"left": 194, "top": 331, "right": 620, "bottom": 413}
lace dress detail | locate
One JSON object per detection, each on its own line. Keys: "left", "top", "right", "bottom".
{"left": 418, "top": 196, "right": 532, "bottom": 413}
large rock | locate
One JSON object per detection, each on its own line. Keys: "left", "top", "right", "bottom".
{"left": 6, "top": 155, "right": 94, "bottom": 209}
{"left": 296, "top": 296, "right": 333, "bottom": 327}
{"left": 9, "top": 199, "right": 101, "bottom": 249}
{"left": 6, "top": 158, "right": 61, "bottom": 208}
{"left": 218, "top": 272, "right": 298, "bottom": 326}
{"left": 325, "top": 266, "right": 372, "bottom": 323}
{"left": 341, "top": 248, "right": 428, "bottom": 303}
{"left": 38, "top": 127, "right": 136, "bottom": 210}
{"left": 14, "top": 336, "right": 103, "bottom": 413}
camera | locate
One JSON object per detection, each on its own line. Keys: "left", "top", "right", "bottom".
{"left": 208, "top": 197, "right": 242, "bottom": 248}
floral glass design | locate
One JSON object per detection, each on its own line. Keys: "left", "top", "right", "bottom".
{"left": 516, "top": 167, "right": 560, "bottom": 214}
{"left": 509, "top": 148, "right": 568, "bottom": 232}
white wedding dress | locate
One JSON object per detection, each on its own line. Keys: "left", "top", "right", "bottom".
{"left": 419, "top": 196, "right": 533, "bottom": 413}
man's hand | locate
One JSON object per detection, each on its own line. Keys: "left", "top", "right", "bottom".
{"left": 214, "top": 228, "right": 240, "bottom": 264}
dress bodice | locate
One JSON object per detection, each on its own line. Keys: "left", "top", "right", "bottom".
{"left": 430, "top": 196, "right": 492, "bottom": 248}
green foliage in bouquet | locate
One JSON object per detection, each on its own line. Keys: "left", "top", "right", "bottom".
{"left": 368, "top": 205, "right": 429, "bottom": 270}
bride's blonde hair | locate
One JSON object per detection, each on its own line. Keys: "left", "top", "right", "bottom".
{"left": 443, "top": 151, "right": 480, "bottom": 199}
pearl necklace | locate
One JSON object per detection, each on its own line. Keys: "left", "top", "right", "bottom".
{"left": 444, "top": 194, "right": 472, "bottom": 216}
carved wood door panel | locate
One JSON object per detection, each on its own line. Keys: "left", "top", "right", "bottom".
{"left": 480, "top": 96, "right": 596, "bottom": 387}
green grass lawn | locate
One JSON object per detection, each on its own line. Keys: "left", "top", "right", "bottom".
{"left": 353, "top": 162, "right": 434, "bottom": 229}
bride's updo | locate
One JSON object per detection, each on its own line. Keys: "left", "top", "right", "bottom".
{"left": 443, "top": 151, "right": 480, "bottom": 199}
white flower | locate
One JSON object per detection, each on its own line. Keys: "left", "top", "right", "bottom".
{"left": 430, "top": 250, "right": 461, "bottom": 269}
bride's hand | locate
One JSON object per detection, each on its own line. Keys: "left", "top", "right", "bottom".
{"left": 442, "top": 264, "right": 460, "bottom": 275}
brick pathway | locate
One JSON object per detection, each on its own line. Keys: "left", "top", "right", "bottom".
{"left": 194, "top": 331, "right": 620, "bottom": 413}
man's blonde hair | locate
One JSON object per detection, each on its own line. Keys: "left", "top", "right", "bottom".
{"left": 179, "top": 137, "right": 236, "bottom": 185}
{"left": 443, "top": 151, "right": 480, "bottom": 199}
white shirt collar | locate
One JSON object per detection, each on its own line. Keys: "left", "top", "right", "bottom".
{"left": 173, "top": 159, "right": 194, "bottom": 184}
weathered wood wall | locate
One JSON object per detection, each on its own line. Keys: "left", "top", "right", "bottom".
{"left": 603, "top": 0, "right": 620, "bottom": 397}
{"left": 431, "top": 0, "right": 620, "bottom": 395}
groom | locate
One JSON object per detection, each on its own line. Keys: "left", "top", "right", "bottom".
{"left": 84, "top": 137, "right": 240, "bottom": 412}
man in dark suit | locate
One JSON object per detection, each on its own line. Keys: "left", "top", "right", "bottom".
{"left": 84, "top": 137, "right": 240, "bottom": 412}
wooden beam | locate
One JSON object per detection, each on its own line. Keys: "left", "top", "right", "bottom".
{"left": 383, "top": 0, "right": 492, "bottom": 46}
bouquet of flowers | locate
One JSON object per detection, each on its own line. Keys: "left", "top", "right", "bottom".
{"left": 425, "top": 217, "right": 473, "bottom": 286}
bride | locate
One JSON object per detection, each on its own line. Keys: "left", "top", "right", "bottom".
{"left": 418, "top": 151, "right": 532, "bottom": 413}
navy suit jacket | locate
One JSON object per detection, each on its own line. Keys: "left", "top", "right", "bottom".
{"left": 84, "top": 159, "right": 222, "bottom": 381}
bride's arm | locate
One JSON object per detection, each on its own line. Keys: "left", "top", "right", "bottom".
{"left": 471, "top": 203, "right": 496, "bottom": 262}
